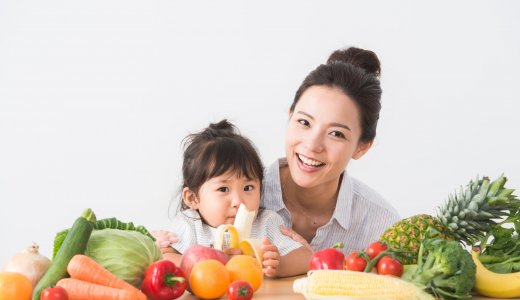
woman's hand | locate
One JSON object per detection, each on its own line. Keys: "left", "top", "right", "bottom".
{"left": 279, "top": 225, "right": 313, "bottom": 252}
{"left": 261, "top": 238, "right": 280, "bottom": 277}
{"left": 151, "top": 230, "right": 178, "bottom": 250}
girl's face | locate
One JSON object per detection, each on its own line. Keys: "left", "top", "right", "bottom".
{"left": 285, "top": 85, "right": 372, "bottom": 189}
{"left": 183, "top": 171, "right": 261, "bottom": 228}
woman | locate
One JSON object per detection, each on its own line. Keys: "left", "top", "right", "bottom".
{"left": 262, "top": 47, "right": 399, "bottom": 254}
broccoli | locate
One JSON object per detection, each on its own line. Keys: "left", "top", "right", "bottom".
{"left": 405, "top": 236, "right": 476, "bottom": 299}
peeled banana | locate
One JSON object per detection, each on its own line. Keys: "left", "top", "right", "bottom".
{"left": 472, "top": 246, "right": 520, "bottom": 298}
{"left": 214, "top": 204, "right": 263, "bottom": 262}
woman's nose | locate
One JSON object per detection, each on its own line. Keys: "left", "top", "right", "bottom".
{"left": 305, "top": 130, "right": 325, "bottom": 153}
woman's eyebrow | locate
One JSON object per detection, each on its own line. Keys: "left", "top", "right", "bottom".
{"left": 330, "top": 122, "right": 352, "bottom": 132}
{"left": 296, "top": 110, "right": 351, "bottom": 132}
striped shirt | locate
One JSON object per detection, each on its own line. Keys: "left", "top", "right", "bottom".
{"left": 170, "top": 208, "right": 303, "bottom": 256}
{"left": 261, "top": 158, "right": 400, "bottom": 255}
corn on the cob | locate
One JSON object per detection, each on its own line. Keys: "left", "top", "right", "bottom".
{"left": 293, "top": 270, "right": 434, "bottom": 300}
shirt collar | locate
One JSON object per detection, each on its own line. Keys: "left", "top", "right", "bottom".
{"left": 331, "top": 171, "right": 353, "bottom": 230}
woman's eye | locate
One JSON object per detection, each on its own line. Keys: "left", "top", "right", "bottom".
{"left": 244, "top": 185, "right": 255, "bottom": 191}
{"left": 330, "top": 130, "right": 346, "bottom": 139}
{"left": 217, "top": 187, "right": 229, "bottom": 192}
{"left": 297, "top": 118, "right": 310, "bottom": 126}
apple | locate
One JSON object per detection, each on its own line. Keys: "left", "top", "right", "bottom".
{"left": 180, "top": 245, "right": 229, "bottom": 292}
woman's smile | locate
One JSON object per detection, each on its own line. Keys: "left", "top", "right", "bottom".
{"left": 296, "top": 153, "right": 325, "bottom": 172}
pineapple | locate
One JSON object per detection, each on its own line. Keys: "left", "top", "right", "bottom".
{"left": 380, "top": 175, "right": 519, "bottom": 264}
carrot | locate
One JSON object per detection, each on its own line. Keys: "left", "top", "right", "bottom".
{"left": 57, "top": 278, "right": 146, "bottom": 300}
{"left": 67, "top": 254, "right": 139, "bottom": 293}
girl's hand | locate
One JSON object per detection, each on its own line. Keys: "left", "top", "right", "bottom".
{"left": 279, "top": 225, "right": 313, "bottom": 252}
{"left": 261, "top": 238, "right": 280, "bottom": 277}
{"left": 151, "top": 230, "right": 178, "bottom": 248}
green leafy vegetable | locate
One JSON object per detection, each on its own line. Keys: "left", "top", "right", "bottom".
{"left": 479, "top": 211, "right": 520, "bottom": 273}
{"left": 53, "top": 218, "right": 155, "bottom": 259}
{"left": 403, "top": 232, "right": 476, "bottom": 299}
{"left": 85, "top": 228, "right": 162, "bottom": 287}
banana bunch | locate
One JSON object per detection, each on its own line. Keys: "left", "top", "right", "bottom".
{"left": 472, "top": 247, "right": 520, "bottom": 298}
{"left": 214, "top": 204, "right": 263, "bottom": 263}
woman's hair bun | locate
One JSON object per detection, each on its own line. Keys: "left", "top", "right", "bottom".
{"left": 327, "top": 47, "right": 381, "bottom": 77}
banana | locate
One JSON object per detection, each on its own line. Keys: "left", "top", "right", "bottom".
{"left": 471, "top": 246, "right": 520, "bottom": 298}
{"left": 214, "top": 204, "right": 263, "bottom": 262}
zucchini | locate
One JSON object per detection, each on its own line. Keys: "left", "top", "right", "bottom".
{"left": 32, "top": 208, "right": 96, "bottom": 300}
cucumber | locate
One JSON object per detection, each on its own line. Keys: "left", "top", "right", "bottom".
{"left": 32, "top": 208, "right": 96, "bottom": 300}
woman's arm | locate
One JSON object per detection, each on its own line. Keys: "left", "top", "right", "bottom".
{"left": 279, "top": 225, "right": 313, "bottom": 252}
{"left": 261, "top": 238, "right": 311, "bottom": 278}
{"left": 276, "top": 246, "right": 311, "bottom": 277}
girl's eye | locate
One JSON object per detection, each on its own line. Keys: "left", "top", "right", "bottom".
{"left": 217, "top": 187, "right": 229, "bottom": 192}
{"left": 330, "top": 130, "right": 346, "bottom": 139}
{"left": 244, "top": 185, "right": 255, "bottom": 191}
{"left": 297, "top": 118, "right": 310, "bottom": 127}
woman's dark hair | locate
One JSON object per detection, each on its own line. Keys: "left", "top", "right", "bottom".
{"left": 291, "top": 47, "right": 382, "bottom": 144}
{"left": 179, "top": 119, "right": 264, "bottom": 210}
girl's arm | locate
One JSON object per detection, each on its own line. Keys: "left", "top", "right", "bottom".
{"left": 261, "top": 238, "right": 312, "bottom": 278}
{"left": 161, "top": 247, "right": 183, "bottom": 266}
{"left": 152, "top": 229, "right": 183, "bottom": 265}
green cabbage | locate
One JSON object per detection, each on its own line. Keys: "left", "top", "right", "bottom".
{"left": 85, "top": 228, "right": 162, "bottom": 287}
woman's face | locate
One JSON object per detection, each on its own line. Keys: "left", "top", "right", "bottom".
{"left": 285, "top": 85, "right": 372, "bottom": 189}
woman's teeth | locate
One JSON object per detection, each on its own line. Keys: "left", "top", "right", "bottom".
{"left": 298, "top": 154, "right": 324, "bottom": 167}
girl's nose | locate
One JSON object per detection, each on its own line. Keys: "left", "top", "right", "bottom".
{"left": 231, "top": 193, "right": 244, "bottom": 208}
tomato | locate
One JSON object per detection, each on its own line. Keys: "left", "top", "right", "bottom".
{"left": 365, "top": 241, "right": 388, "bottom": 260}
{"left": 41, "top": 286, "right": 68, "bottom": 300}
{"left": 227, "top": 280, "right": 254, "bottom": 300}
{"left": 376, "top": 256, "right": 403, "bottom": 277}
{"left": 345, "top": 251, "right": 367, "bottom": 272}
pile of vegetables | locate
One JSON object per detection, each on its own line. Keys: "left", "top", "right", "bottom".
{"left": 0, "top": 208, "right": 165, "bottom": 300}
{"left": 53, "top": 215, "right": 161, "bottom": 288}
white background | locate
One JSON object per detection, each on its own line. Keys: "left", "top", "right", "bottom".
{"left": 1, "top": 1, "right": 519, "bottom": 264}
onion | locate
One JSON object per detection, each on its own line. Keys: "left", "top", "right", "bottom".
{"left": 2, "top": 242, "right": 51, "bottom": 287}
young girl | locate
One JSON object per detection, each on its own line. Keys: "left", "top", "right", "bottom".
{"left": 157, "top": 119, "right": 311, "bottom": 278}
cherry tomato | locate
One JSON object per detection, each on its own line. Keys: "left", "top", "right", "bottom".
{"left": 376, "top": 256, "right": 403, "bottom": 277}
{"left": 365, "top": 241, "right": 388, "bottom": 260}
{"left": 227, "top": 280, "right": 254, "bottom": 300}
{"left": 41, "top": 286, "right": 68, "bottom": 300}
{"left": 345, "top": 251, "right": 367, "bottom": 272}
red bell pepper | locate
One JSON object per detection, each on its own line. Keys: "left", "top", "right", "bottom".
{"left": 309, "top": 242, "right": 346, "bottom": 270}
{"left": 141, "top": 259, "right": 187, "bottom": 300}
